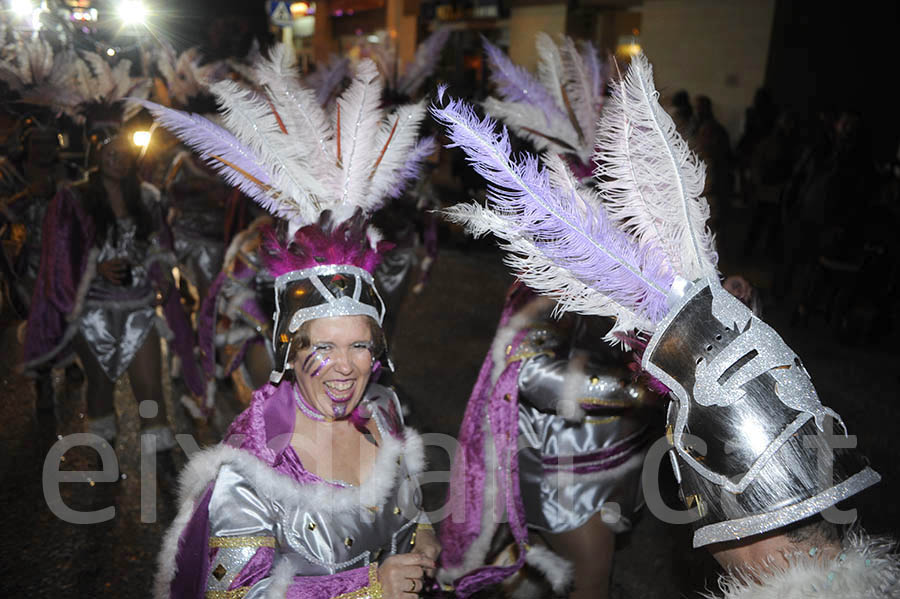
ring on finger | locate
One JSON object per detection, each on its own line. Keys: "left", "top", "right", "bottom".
{"left": 408, "top": 578, "right": 417, "bottom": 593}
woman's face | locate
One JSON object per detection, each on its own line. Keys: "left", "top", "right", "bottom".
{"left": 99, "top": 135, "right": 135, "bottom": 181}
{"left": 292, "top": 315, "right": 375, "bottom": 420}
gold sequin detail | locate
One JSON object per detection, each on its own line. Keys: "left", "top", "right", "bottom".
{"left": 205, "top": 588, "right": 250, "bottom": 599}
{"left": 208, "top": 536, "right": 276, "bottom": 549}
{"left": 333, "top": 564, "right": 383, "bottom": 598}
{"left": 212, "top": 564, "right": 227, "bottom": 580}
{"left": 308, "top": 522, "right": 317, "bottom": 531}
{"left": 416, "top": 522, "right": 434, "bottom": 531}
{"left": 345, "top": 537, "right": 354, "bottom": 547}
{"left": 392, "top": 506, "right": 401, "bottom": 515}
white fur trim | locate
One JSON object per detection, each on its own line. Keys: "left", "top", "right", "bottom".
{"left": 263, "top": 558, "right": 296, "bottom": 599}
{"left": 523, "top": 545, "right": 574, "bottom": 594}
{"left": 710, "top": 532, "right": 900, "bottom": 599}
{"left": 154, "top": 417, "right": 425, "bottom": 598}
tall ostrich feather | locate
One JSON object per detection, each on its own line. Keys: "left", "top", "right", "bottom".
{"left": 593, "top": 52, "right": 718, "bottom": 280}
{"left": 432, "top": 95, "right": 673, "bottom": 338}
{"left": 481, "top": 33, "right": 605, "bottom": 166}
{"left": 141, "top": 47, "right": 429, "bottom": 232}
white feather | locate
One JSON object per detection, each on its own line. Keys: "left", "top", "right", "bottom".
{"left": 364, "top": 99, "right": 428, "bottom": 211}
{"left": 336, "top": 59, "right": 383, "bottom": 208}
{"left": 594, "top": 52, "right": 718, "bottom": 280}
{"left": 560, "top": 36, "right": 599, "bottom": 162}
{"left": 212, "top": 78, "right": 325, "bottom": 224}
{"left": 253, "top": 43, "right": 337, "bottom": 193}
{"left": 535, "top": 32, "right": 566, "bottom": 114}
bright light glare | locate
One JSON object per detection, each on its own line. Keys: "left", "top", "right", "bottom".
{"left": 118, "top": 0, "right": 146, "bottom": 25}
{"left": 11, "top": 0, "right": 33, "bottom": 17}
{"left": 106, "top": 47, "right": 116, "bottom": 56}
{"left": 290, "top": 1, "right": 308, "bottom": 16}
{"left": 132, "top": 131, "right": 151, "bottom": 147}
{"left": 366, "top": 35, "right": 378, "bottom": 43}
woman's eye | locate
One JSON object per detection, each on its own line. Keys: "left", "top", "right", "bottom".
{"left": 313, "top": 344, "right": 333, "bottom": 353}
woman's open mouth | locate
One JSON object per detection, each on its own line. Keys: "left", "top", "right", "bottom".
{"left": 324, "top": 380, "right": 355, "bottom": 403}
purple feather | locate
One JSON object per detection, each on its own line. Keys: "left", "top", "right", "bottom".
{"left": 481, "top": 36, "right": 565, "bottom": 121}
{"left": 387, "top": 135, "right": 437, "bottom": 199}
{"left": 431, "top": 96, "right": 673, "bottom": 324}
{"left": 397, "top": 27, "right": 451, "bottom": 97}
{"left": 133, "top": 99, "right": 274, "bottom": 206}
{"left": 312, "top": 57, "right": 349, "bottom": 107}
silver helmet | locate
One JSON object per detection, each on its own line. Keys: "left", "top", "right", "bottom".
{"left": 643, "top": 277, "right": 880, "bottom": 547}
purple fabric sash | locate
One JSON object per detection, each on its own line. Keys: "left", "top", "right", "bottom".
{"left": 439, "top": 287, "right": 535, "bottom": 597}
{"left": 23, "top": 187, "right": 94, "bottom": 366}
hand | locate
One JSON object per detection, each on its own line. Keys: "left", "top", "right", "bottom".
{"left": 412, "top": 527, "right": 441, "bottom": 577}
{"left": 98, "top": 258, "right": 129, "bottom": 285}
{"left": 377, "top": 553, "right": 434, "bottom": 598}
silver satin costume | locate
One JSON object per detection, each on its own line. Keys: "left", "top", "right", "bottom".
{"left": 513, "top": 313, "right": 653, "bottom": 534}
{"left": 157, "top": 383, "right": 429, "bottom": 599}
{"left": 79, "top": 186, "right": 165, "bottom": 381}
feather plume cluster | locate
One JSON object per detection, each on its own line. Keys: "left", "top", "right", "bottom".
{"left": 0, "top": 39, "right": 87, "bottom": 118}
{"left": 154, "top": 42, "right": 225, "bottom": 108}
{"left": 432, "top": 93, "right": 673, "bottom": 342}
{"left": 434, "top": 51, "right": 719, "bottom": 342}
{"left": 482, "top": 33, "right": 606, "bottom": 168}
{"left": 260, "top": 211, "right": 391, "bottom": 277}
{"left": 139, "top": 43, "right": 429, "bottom": 232}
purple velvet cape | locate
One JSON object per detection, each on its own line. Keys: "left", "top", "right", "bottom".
{"left": 438, "top": 286, "right": 535, "bottom": 597}
{"left": 23, "top": 185, "right": 204, "bottom": 396}
{"left": 168, "top": 382, "right": 373, "bottom": 599}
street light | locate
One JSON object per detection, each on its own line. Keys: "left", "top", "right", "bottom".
{"left": 10, "top": 0, "right": 33, "bottom": 17}
{"left": 117, "top": 0, "right": 146, "bottom": 26}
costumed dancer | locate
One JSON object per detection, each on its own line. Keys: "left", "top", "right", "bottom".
{"left": 149, "top": 42, "right": 231, "bottom": 315}
{"left": 182, "top": 45, "right": 346, "bottom": 415}
{"left": 142, "top": 46, "right": 442, "bottom": 599}
{"left": 432, "top": 52, "right": 890, "bottom": 598}
{"left": 362, "top": 27, "right": 450, "bottom": 334}
{"left": 436, "top": 33, "right": 651, "bottom": 599}
{"left": 21, "top": 51, "right": 201, "bottom": 464}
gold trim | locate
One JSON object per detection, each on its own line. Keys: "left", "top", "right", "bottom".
{"left": 416, "top": 522, "right": 434, "bottom": 531}
{"left": 208, "top": 536, "right": 276, "bottom": 549}
{"left": 205, "top": 588, "right": 250, "bottom": 599}
{"left": 507, "top": 349, "right": 554, "bottom": 365}
{"left": 583, "top": 415, "right": 622, "bottom": 425}
{"left": 578, "top": 397, "right": 633, "bottom": 408}
{"left": 332, "top": 564, "right": 383, "bottom": 599}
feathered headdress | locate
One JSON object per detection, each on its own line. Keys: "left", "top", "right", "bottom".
{"left": 141, "top": 43, "right": 429, "bottom": 233}
{"left": 141, "top": 43, "right": 431, "bottom": 381}
{"left": 153, "top": 42, "right": 225, "bottom": 109}
{"left": 434, "top": 52, "right": 878, "bottom": 552}
{"left": 482, "top": 33, "right": 606, "bottom": 172}
{"left": 0, "top": 38, "right": 85, "bottom": 119}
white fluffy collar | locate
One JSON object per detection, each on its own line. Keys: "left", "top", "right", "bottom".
{"left": 154, "top": 412, "right": 424, "bottom": 599}
{"left": 710, "top": 532, "right": 900, "bottom": 599}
